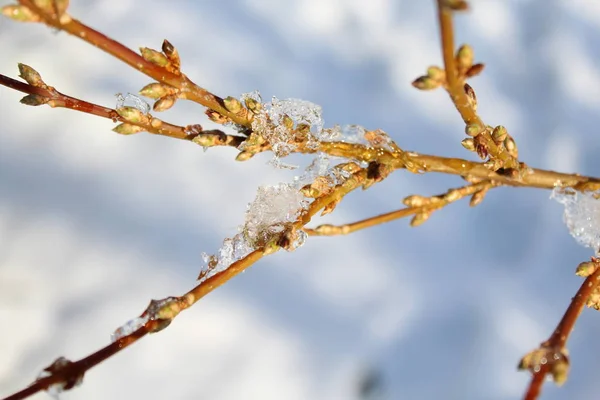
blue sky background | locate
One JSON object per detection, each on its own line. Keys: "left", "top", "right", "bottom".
{"left": 2, "top": 1, "right": 600, "bottom": 399}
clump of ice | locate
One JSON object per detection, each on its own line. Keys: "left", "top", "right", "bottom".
{"left": 551, "top": 187, "right": 600, "bottom": 254}
{"left": 243, "top": 183, "right": 309, "bottom": 247}
{"left": 110, "top": 297, "right": 181, "bottom": 341}
{"left": 110, "top": 317, "right": 147, "bottom": 342}
{"left": 244, "top": 92, "right": 325, "bottom": 160}
{"left": 199, "top": 183, "right": 309, "bottom": 281}
{"left": 37, "top": 357, "right": 83, "bottom": 399}
{"left": 115, "top": 92, "right": 150, "bottom": 114}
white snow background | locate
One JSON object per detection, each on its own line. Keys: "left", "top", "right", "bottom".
{"left": 1, "top": 0, "right": 600, "bottom": 399}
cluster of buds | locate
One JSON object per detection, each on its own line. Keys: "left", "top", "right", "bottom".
{"left": 412, "top": 44, "right": 484, "bottom": 91}
{"left": 461, "top": 124, "right": 518, "bottom": 169}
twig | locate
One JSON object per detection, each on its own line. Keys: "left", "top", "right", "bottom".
{"left": 0, "top": 166, "right": 371, "bottom": 400}
{"left": 435, "top": 0, "right": 519, "bottom": 170}
{"left": 15, "top": 0, "right": 252, "bottom": 127}
{"left": 520, "top": 259, "right": 600, "bottom": 400}
{"left": 0, "top": 72, "right": 244, "bottom": 147}
{"left": 307, "top": 180, "right": 495, "bottom": 235}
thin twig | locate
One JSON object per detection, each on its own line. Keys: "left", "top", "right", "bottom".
{"left": 522, "top": 261, "right": 600, "bottom": 400}
{"left": 16, "top": 0, "right": 252, "bottom": 128}
{"left": 0, "top": 72, "right": 244, "bottom": 147}
{"left": 306, "top": 180, "right": 495, "bottom": 236}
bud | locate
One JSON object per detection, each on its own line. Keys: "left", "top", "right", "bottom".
{"left": 116, "top": 106, "right": 144, "bottom": 123}
{"left": 465, "top": 123, "right": 482, "bottom": 137}
{"left": 461, "top": 138, "right": 475, "bottom": 151}
{"left": 20, "top": 94, "right": 48, "bottom": 106}
{"left": 112, "top": 123, "right": 145, "bottom": 135}
{"left": 426, "top": 66, "right": 445, "bottom": 81}
{"left": 403, "top": 195, "right": 429, "bottom": 207}
{"left": 18, "top": 63, "right": 44, "bottom": 87}
{"left": 153, "top": 95, "right": 176, "bottom": 112}
{"left": 410, "top": 212, "right": 431, "bottom": 227}
{"left": 469, "top": 189, "right": 487, "bottom": 207}
{"left": 139, "top": 82, "right": 172, "bottom": 99}
{"left": 466, "top": 63, "right": 485, "bottom": 78}
{"left": 412, "top": 76, "right": 441, "bottom": 90}
{"left": 456, "top": 44, "right": 474, "bottom": 70}
{"left": 2, "top": 5, "right": 41, "bottom": 22}
{"left": 464, "top": 83, "right": 477, "bottom": 111}
{"left": 140, "top": 47, "right": 169, "bottom": 67}
{"left": 491, "top": 125, "right": 508, "bottom": 144}
{"left": 223, "top": 96, "right": 242, "bottom": 114}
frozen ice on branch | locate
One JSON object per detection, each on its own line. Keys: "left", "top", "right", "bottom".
{"left": 552, "top": 187, "right": 600, "bottom": 254}
{"left": 199, "top": 183, "right": 310, "bottom": 281}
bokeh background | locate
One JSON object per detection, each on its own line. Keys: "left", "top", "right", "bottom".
{"left": 2, "top": 1, "right": 600, "bottom": 399}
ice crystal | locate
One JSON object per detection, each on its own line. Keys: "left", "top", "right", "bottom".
{"left": 198, "top": 183, "right": 309, "bottom": 281}
{"left": 37, "top": 357, "right": 83, "bottom": 399}
{"left": 110, "top": 316, "right": 147, "bottom": 342}
{"left": 115, "top": 92, "right": 150, "bottom": 114}
{"left": 243, "top": 183, "right": 309, "bottom": 247}
{"left": 246, "top": 93, "right": 325, "bottom": 160}
{"left": 552, "top": 187, "right": 600, "bottom": 254}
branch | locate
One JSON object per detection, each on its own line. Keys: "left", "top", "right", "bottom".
{"left": 434, "top": 0, "right": 519, "bottom": 170}
{"left": 0, "top": 70, "right": 244, "bottom": 147}
{"left": 1, "top": 166, "right": 371, "bottom": 400}
{"left": 519, "top": 258, "right": 600, "bottom": 400}
{"left": 307, "top": 180, "right": 496, "bottom": 235}
{"left": 11, "top": 0, "right": 252, "bottom": 127}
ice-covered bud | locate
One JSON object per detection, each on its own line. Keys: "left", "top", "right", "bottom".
{"left": 243, "top": 183, "right": 309, "bottom": 247}
{"left": 552, "top": 187, "right": 600, "bottom": 254}
{"left": 37, "top": 357, "right": 83, "bottom": 399}
{"left": 111, "top": 317, "right": 147, "bottom": 342}
{"left": 115, "top": 93, "right": 150, "bottom": 115}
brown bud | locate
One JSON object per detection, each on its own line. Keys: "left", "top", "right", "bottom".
{"left": 161, "top": 40, "right": 180, "bottom": 71}
{"left": 412, "top": 76, "right": 441, "bottom": 91}
{"left": 18, "top": 63, "right": 45, "bottom": 87}
{"left": 466, "top": 63, "right": 485, "bottom": 78}
{"left": 20, "top": 94, "right": 48, "bottom": 106}
{"left": 153, "top": 95, "right": 177, "bottom": 112}
{"left": 464, "top": 83, "right": 477, "bottom": 111}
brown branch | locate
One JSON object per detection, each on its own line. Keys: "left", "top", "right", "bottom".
{"left": 0, "top": 72, "right": 244, "bottom": 147}
{"left": 15, "top": 0, "right": 252, "bottom": 128}
{"left": 306, "top": 180, "right": 495, "bottom": 235}
{"left": 520, "top": 259, "right": 600, "bottom": 400}
{"left": 0, "top": 166, "right": 371, "bottom": 400}
{"left": 435, "top": 0, "right": 519, "bottom": 170}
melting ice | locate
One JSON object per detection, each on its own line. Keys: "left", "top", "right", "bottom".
{"left": 552, "top": 187, "right": 600, "bottom": 254}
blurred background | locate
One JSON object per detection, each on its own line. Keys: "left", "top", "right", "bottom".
{"left": 1, "top": 1, "right": 600, "bottom": 399}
